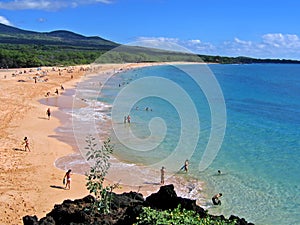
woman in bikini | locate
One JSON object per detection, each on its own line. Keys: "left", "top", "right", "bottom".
{"left": 23, "top": 137, "right": 31, "bottom": 152}
{"left": 63, "top": 169, "right": 72, "bottom": 190}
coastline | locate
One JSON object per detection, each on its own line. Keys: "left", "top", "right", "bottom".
{"left": 0, "top": 62, "right": 206, "bottom": 225}
{"left": 47, "top": 62, "right": 207, "bottom": 201}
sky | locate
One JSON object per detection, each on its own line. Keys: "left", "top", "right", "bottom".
{"left": 0, "top": 0, "right": 300, "bottom": 60}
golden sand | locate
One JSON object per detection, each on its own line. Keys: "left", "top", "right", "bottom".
{"left": 0, "top": 61, "right": 206, "bottom": 224}
{"left": 0, "top": 63, "right": 157, "bottom": 225}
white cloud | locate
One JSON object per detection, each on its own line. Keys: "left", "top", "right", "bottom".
{"left": 185, "top": 39, "right": 216, "bottom": 54}
{"left": 221, "top": 33, "right": 300, "bottom": 59}
{"left": 37, "top": 17, "right": 47, "bottom": 23}
{"left": 0, "top": 0, "right": 112, "bottom": 11}
{"left": 135, "top": 33, "right": 300, "bottom": 60}
{"left": 262, "top": 33, "right": 300, "bottom": 48}
{"left": 233, "top": 37, "right": 252, "bottom": 46}
{"left": 0, "top": 16, "right": 13, "bottom": 26}
{"left": 188, "top": 39, "right": 201, "bottom": 44}
{"left": 134, "top": 37, "right": 217, "bottom": 54}
{"left": 133, "top": 37, "right": 188, "bottom": 52}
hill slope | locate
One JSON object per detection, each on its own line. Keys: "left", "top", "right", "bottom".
{"left": 1, "top": 23, "right": 300, "bottom": 68}
{"left": 0, "top": 23, "right": 118, "bottom": 48}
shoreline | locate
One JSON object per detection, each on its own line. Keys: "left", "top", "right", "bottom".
{"left": 0, "top": 62, "right": 207, "bottom": 224}
{"left": 47, "top": 63, "right": 208, "bottom": 204}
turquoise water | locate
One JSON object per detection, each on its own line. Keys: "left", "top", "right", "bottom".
{"left": 94, "top": 64, "right": 300, "bottom": 225}
{"left": 55, "top": 63, "right": 300, "bottom": 225}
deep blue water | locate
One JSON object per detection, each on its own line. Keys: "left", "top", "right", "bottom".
{"left": 74, "top": 63, "right": 300, "bottom": 225}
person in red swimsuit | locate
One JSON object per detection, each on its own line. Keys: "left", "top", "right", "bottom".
{"left": 127, "top": 115, "right": 131, "bottom": 123}
{"left": 63, "top": 169, "right": 72, "bottom": 190}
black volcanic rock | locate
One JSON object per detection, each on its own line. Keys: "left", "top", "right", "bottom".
{"left": 145, "top": 184, "right": 206, "bottom": 217}
{"left": 145, "top": 184, "right": 178, "bottom": 210}
{"left": 22, "top": 215, "right": 38, "bottom": 225}
{"left": 23, "top": 185, "right": 254, "bottom": 225}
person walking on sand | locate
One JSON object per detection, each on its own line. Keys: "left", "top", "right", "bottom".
{"left": 46, "top": 108, "right": 51, "bottom": 120}
{"left": 212, "top": 193, "right": 222, "bottom": 205}
{"left": 63, "top": 169, "right": 72, "bottom": 190}
{"left": 23, "top": 137, "right": 30, "bottom": 152}
{"left": 160, "top": 166, "right": 166, "bottom": 185}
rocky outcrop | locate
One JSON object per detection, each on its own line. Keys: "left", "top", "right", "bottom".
{"left": 23, "top": 184, "right": 254, "bottom": 225}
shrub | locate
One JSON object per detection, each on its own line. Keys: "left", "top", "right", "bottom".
{"left": 135, "top": 205, "right": 236, "bottom": 225}
{"left": 85, "top": 135, "right": 118, "bottom": 214}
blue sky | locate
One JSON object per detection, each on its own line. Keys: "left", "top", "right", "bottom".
{"left": 1, "top": 0, "right": 300, "bottom": 60}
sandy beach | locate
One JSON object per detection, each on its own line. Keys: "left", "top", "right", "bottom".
{"left": 0, "top": 61, "right": 208, "bottom": 225}
{"left": 0, "top": 63, "right": 156, "bottom": 225}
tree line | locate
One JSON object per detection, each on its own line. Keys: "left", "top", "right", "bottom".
{"left": 1, "top": 43, "right": 299, "bottom": 69}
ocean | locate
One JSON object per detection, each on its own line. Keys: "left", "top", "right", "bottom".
{"left": 53, "top": 63, "right": 300, "bottom": 225}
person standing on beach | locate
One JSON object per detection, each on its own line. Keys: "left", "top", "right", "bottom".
{"left": 23, "top": 137, "right": 30, "bottom": 152}
{"left": 63, "top": 169, "right": 72, "bottom": 190}
{"left": 127, "top": 115, "right": 131, "bottom": 124}
{"left": 160, "top": 166, "right": 166, "bottom": 185}
{"left": 124, "top": 116, "right": 127, "bottom": 124}
{"left": 212, "top": 193, "right": 222, "bottom": 205}
{"left": 46, "top": 108, "right": 51, "bottom": 120}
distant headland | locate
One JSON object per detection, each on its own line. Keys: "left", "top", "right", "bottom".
{"left": 1, "top": 22, "right": 300, "bottom": 68}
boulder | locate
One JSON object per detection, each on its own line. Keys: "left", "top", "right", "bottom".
{"left": 23, "top": 215, "right": 38, "bottom": 225}
{"left": 23, "top": 185, "right": 254, "bottom": 225}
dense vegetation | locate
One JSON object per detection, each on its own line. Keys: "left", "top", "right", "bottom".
{"left": 136, "top": 206, "right": 237, "bottom": 225}
{"left": 0, "top": 43, "right": 205, "bottom": 68}
{"left": 1, "top": 22, "right": 300, "bottom": 68}
{"left": 0, "top": 44, "right": 106, "bottom": 68}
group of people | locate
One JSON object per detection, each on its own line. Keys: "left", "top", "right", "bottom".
{"left": 124, "top": 115, "right": 131, "bottom": 124}
{"left": 21, "top": 106, "right": 72, "bottom": 189}
{"left": 160, "top": 159, "right": 189, "bottom": 184}
{"left": 160, "top": 160, "right": 223, "bottom": 206}
{"left": 44, "top": 84, "right": 64, "bottom": 97}
{"left": 135, "top": 106, "right": 153, "bottom": 111}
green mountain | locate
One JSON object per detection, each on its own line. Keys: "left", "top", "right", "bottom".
{"left": 0, "top": 23, "right": 118, "bottom": 49}
{"left": 0, "top": 23, "right": 299, "bottom": 68}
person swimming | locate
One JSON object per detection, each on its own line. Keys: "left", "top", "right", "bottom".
{"left": 212, "top": 193, "right": 222, "bottom": 205}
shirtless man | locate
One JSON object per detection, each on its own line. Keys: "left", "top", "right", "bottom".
{"left": 160, "top": 166, "right": 166, "bottom": 185}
